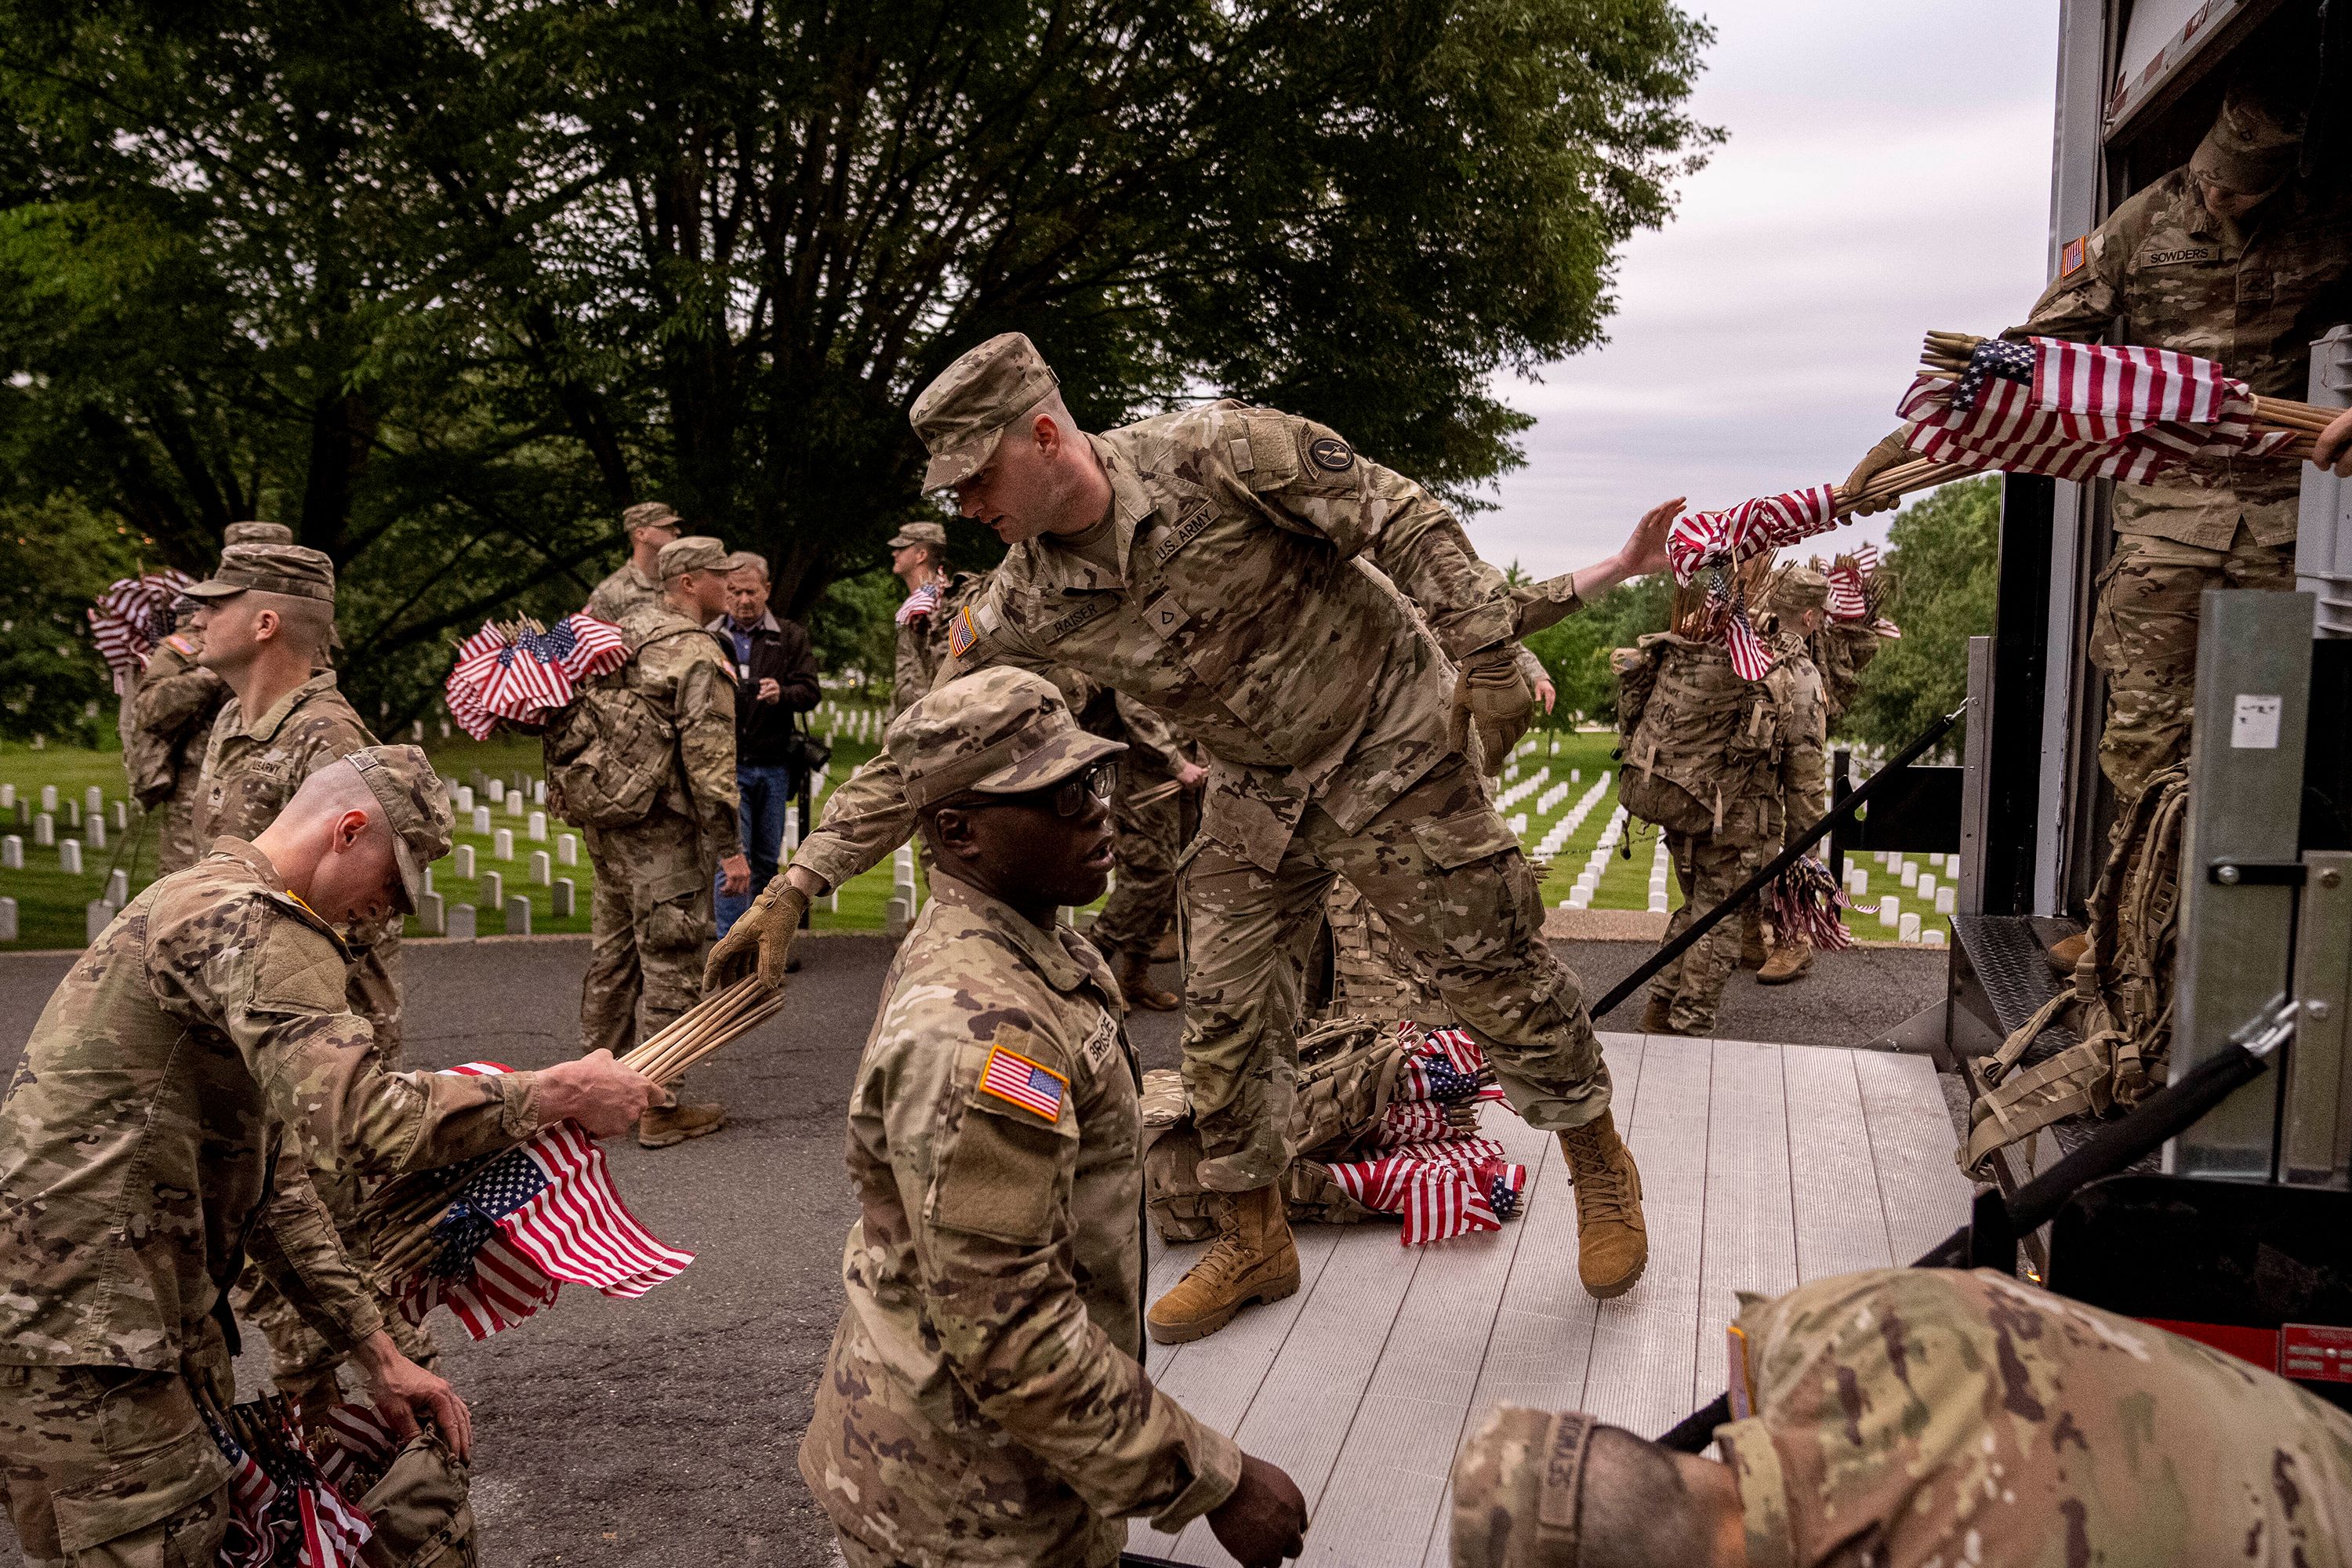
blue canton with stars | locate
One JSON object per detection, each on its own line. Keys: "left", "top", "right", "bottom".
{"left": 499, "top": 620, "right": 579, "bottom": 669}
{"left": 426, "top": 1149, "right": 547, "bottom": 1279}
{"left": 1488, "top": 1174, "right": 1519, "bottom": 1220}
{"left": 1418, "top": 1051, "right": 1483, "bottom": 1104}
{"left": 1952, "top": 339, "right": 2036, "bottom": 412}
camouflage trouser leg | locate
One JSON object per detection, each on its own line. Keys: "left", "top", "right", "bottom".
{"left": 1184, "top": 754, "right": 1610, "bottom": 1191}
{"left": 580, "top": 811, "right": 714, "bottom": 1062}
{"left": 2089, "top": 528, "right": 2298, "bottom": 805}
{"left": 1089, "top": 760, "right": 1182, "bottom": 960}
{"left": 1650, "top": 830, "right": 1762, "bottom": 1035}
{"left": 0, "top": 1364, "right": 230, "bottom": 1567}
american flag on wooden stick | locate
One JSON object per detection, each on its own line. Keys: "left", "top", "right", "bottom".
{"left": 204, "top": 1394, "right": 375, "bottom": 1568}
{"left": 1897, "top": 334, "right": 2303, "bottom": 485}
{"left": 396, "top": 1063, "right": 693, "bottom": 1340}
{"left": 443, "top": 613, "right": 629, "bottom": 739}
{"left": 87, "top": 570, "right": 195, "bottom": 686}
{"left": 895, "top": 582, "right": 943, "bottom": 626}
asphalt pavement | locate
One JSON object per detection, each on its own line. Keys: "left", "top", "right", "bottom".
{"left": 0, "top": 929, "right": 1941, "bottom": 1566}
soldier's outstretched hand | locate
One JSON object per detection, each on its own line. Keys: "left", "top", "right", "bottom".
{"left": 2315, "top": 407, "right": 2352, "bottom": 477}
{"left": 1838, "top": 430, "right": 1911, "bottom": 516}
{"left": 704, "top": 869, "right": 813, "bottom": 992}
{"left": 532, "top": 1050, "right": 664, "bottom": 1137}
{"left": 353, "top": 1330, "right": 474, "bottom": 1461}
{"left": 1619, "top": 495, "right": 1683, "bottom": 578}
{"left": 1208, "top": 1451, "right": 1308, "bottom": 1566}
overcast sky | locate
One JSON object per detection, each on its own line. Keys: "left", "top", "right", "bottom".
{"left": 1466, "top": 0, "right": 2063, "bottom": 577}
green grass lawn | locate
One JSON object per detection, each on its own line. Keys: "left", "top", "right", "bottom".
{"left": 0, "top": 718, "right": 1949, "bottom": 950}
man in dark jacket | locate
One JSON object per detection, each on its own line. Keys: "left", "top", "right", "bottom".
{"left": 711, "top": 551, "right": 822, "bottom": 933}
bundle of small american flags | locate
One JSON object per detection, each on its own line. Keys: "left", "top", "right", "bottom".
{"left": 1664, "top": 488, "right": 1844, "bottom": 681}
{"left": 87, "top": 569, "right": 196, "bottom": 689}
{"left": 443, "top": 613, "right": 628, "bottom": 740}
{"left": 1323, "top": 1026, "right": 1528, "bottom": 1246}
{"left": 385, "top": 1063, "right": 693, "bottom": 1339}
{"left": 204, "top": 1394, "right": 376, "bottom": 1568}
{"left": 895, "top": 580, "right": 944, "bottom": 626}
{"left": 1767, "top": 855, "right": 1856, "bottom": 953}
{"left": 1900, "top": 333, "right": 2311, "bottom": 485}
{"left": 1824, "top": 546, "right": 1900, "bottom": 640}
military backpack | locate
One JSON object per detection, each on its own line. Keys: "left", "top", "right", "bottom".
{"left": 541, "top": 620, "right": 706, "bottom": 829}
{"left": 1613, "top": 633, "right": 1781, "bottom": 842}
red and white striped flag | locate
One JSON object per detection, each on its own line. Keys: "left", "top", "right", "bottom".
{"left": 88, "top": 570, "right": 196, "bottom": 684}
{"left": 1664, "top": 485, "right": 1840, "bottom": 586}
{"left": 1896, "top": 336, "right": 2298, "bottom": 485}
{"left": 442, "top": 614, "right": 630, "bottom": 739}
{"left": 397, "top": 1063, "right": 693, "bottom": 1339}
{"left": 297, "top": 1481, "right": 373, "bottom": 1568}
{"left": 895, "top": 582, "right": 943, "bottom": 626}
{"left": 1325, "top": 1138, "right": 1529, "bottom": 1246}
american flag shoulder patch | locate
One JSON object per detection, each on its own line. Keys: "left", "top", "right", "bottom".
{"left": 2059, "top": 234, "right": 2087, "bottom": 278}
{"left": 978, "top": 1043, "right": 1068, "bottom": 1121}
{"left": 947, "top": 603, "right": 982, "bottom": 659}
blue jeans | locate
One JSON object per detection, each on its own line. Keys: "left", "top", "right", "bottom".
{"left": 716, "top": 764, "right": 795, "bottom": 935}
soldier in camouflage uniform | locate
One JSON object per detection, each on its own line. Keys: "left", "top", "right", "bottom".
{"left": 561, "top": 535, "right": 748, "bottom": 1149}
{"left": 888, "top": 519, "right": 992, "bottom": 720}
{"left": 123, "top": 523, "right": 293, "bottom": 875}
{"left": 1621, "top": 573, "right": 1827, "bottom": 1036}
{"left": 1753, "top": 572, "right": 1835, "bottom": 986}
{"left": 585, "top": 500, "right": 684, "bottom": 624}
{"left": 717, "top": 332, "right": 1683, "bottom": 1334}
{"left": 1446, "top": 1266, "right": 2352, "bottom": 1568}
{"left": 800, "top": 669, "right": 1307, "bottom": 1568}
{"left": 0, "top": 747, "right": 659, "bottom": 1568}
{"left": 1083, "top": 688, "right": 1200, "bottom": 1011}
{"left": 178, "top": 544, "right": 429, "bottom": 1407}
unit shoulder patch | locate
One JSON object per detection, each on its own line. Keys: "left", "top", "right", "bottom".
{"left": 1308, "top": 436, "right": 1355, "bottom": 473}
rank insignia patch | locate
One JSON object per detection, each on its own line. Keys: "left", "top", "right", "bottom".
{"left": 1308, "top": 436, "right": 1355, "bottom": 472}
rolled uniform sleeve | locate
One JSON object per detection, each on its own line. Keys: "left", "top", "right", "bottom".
{"left": 1116, "top": 693, "right": 1188, "bottom": 776}
{"left": 1248, "top": 414, "right": 1515, "bottom": 661}
{"left": 792, "top": 747, "right": 919, "bottom": 894}
{"left": 674, "top": 654, "right": 743, "bottom": 864}
{"left": 916, "top": 1028, "right": 1243, "bottom": 1530}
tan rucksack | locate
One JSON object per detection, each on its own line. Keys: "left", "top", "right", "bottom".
{"left": 541, "top": 621, "right": 704, "bottom": 829}
{"left": 1959, "top": 766, "right": 2187, "bottom": 1177}
{"left": 1615, "top": 634, "right": 1780, "bottom": 840}
{"left": 1142, "top": 1016, "right": 1408, "bottom": 1240}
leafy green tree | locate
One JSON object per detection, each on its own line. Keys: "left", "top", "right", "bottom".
{"left": 1841, "top": 476, "right": 1999, "bottom": 750}
{"left": 0, "top": 0, "right": 1717, "bottom": 727}
{"left": 1524, "top": 572, "right": 1672, "bottom": 727}
{"left": 0, "top": 497, "right": 149, "bottom": 743}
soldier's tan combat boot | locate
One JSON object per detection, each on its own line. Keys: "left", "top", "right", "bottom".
{"left": 1116, "top": 952, "right": 1180, "bottom": 1012}
{"left": 1639, "top": 995, "right": 1676, "bottom": 1035}
{"left": 2046, "top": 931, "right": 2089, "bottom": 977}
{"left": 1738, "top": 921, "right": 1769, "bottom": 971}
{"left": 1152, "top": 926, "right": 1181, "bottom": 964}
{"left": 1756, "top": 939, "right": 1813, "bottom": 985}
{"left": 1146, "top": 1183, "right": 1300, "bottom": 1343}
{"left": 639, "top": 1099, "right": 726, "bottom": 1149}
{"left": 1559, "top": 1111, "right": 1647, "bottom": 1298}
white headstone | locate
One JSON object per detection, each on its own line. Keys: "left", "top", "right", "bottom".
{"left": 530, "top": 850, "right": 550, "bottom": 886}
{"left": 557, "top": 833, "right": 578, "bottom": 867}
{"left": 481, "top": 871, "right": 503, "bottom": 909}
{"left": 487, "top": 779, "right": 504, "bottom": 803}
{"left": 506, "top": 791, "right": 524, "bottom": 817}
{"left": 1935, "top": 886, "right": 1957, "bottom": 915}
{"left": 493, "top": 828, "right": 514, "bottom": 861}
{"left": 505, "top": 895, "right": 532, "bottom": 936}
{"left": 84, "top": 786, "right": 103, "bottom": 821}
{"left": 1922, "top": 927, "right": 1947, "bottom": 948}
{"left": 416, "top": 891, "right": 445, "bottom": 935}
{"left": 471, "top": 806, "right": 492, "bottom": 836}
{"left": 453, "top": 844, "right": 475, "bottom": 879}
{"left": 447, "top": 902, "right": 477, "bottom": 941}
{"left": 1900, "top": 862, "right": 1919, "bottom": 889}
{"left": 0, "top": 836, "right": 18, "bottom": 869}
{"left": 412, "top": 720, "right": 424, "bottom": 741}
{"left": 87, "top": 816, "right": 105, "bottom": 851}
{"left": 1878, "top": 895, "right": 1900, "bottom": 929}
{"left": 1898, "top": 912, "right": 1922, "bottom": 942}
{"left": 39, "top": 786, "right": 57, "bottom": 814}
{"left": 0, "top": 784, "right": 13, "bottom": 808}
{"left": 1916, "top": 873, "right": 1937, "bottom": 903}
{"left": 528, "top": 811, "right": 546, "bottom": 842}
{"left": 0, "top": 896, "right": 16, "bottom": 942}
{"left": 533, "top": 779, "right": 546, "bottom": 805}
{"left": 112, "top": 800, "right": 127, "bottom": 829}
{"left": 86, "top": 900, "right": 112, "bottom": 944}
{"left": 33, "top": 814, "right": 53, "bottom": 848}
{"left": 105, "top": 869, "right": 129, "bottom": 906}
{"left": 59, "top": 839, "right": 82, "bottom": 875}
{"left": 552, "top": 877, "right": 575, "bottom": 919}
{"left": 422, "top": 866, "right": 434, "bottom": 895}
{"left": 784, "top": 804, "right": 800, "bottom": 855}
{"left": 456, "top": 785, "right": 474, "bottom": 814}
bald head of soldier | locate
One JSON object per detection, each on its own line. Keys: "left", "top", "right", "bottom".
{"left": 1449, "top": 1406, "right": 1744, "bottom": 1568}
{"left": 250, "top": 746, "right": 454, "bottom": 929}
{"left": 911, "top": 333, "right": 1112, "bottom": 547}
{"left": 893, "top": 668, "right": 1123, "bottom": 926}
{"left": 184, "top": 543, "right": 338, "bottom": 686}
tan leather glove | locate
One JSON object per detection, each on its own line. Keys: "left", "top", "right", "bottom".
{"left": 703, "top": 877, "right": 811, "bottom": 993}
{"left": 1838, "top": 430, "right": 1911, "bottom": 517}
{"left": 1451, "top": 646, "right": 1534, "bottom": 775}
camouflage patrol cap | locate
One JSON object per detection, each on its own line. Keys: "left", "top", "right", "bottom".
{"left": 222, "top": 521, "right": 294, "bottom": 546}
{"left": 2192, "top": 73, "right": 2303, "bottom": 195}
{"left": 890, "top": 666, "right": 1125, "bottom": 809}
{"left": 345, "top": 745, "right": 455, "bottom": 913}
{"left": 656, "top": 535, "right": 730, "bottom": 578}
{"left": 1766, "top": 565, "right": 1831, "bottom": 617}
{"left": 183, "top": 542, "right": 336, "bottom": 603}
{"left": 887, "top": 520, "right": 949, "bottom": 550}
{"left": 621, "top": 500, "right": 681, "bottom": 538}
{"left": 910, "top": 332, "right": 1061, "bottom": 491}
{"left": 1449, "top": 1404, "right": 1601, "bottom": 1568}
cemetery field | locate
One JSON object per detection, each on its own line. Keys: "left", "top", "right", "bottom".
{"left": 0, "top": 717, "right": 1951, "bottom": 951}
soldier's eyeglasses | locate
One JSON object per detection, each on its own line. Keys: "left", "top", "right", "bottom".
{"left": 975, "top": 763, "right": 1116, "bottom": 818}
